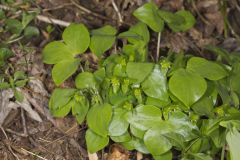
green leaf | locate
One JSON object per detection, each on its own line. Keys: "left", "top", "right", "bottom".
{"left": 130, "top": 125, "right": 145, "bottom": 139}
{"left": 87, "top": 103, "right": 112, "bottom": 137}
{"left": 128, "top": 105, "right": 162, "bottom": 131}
{"left": 0, "top": 82, "right": 10, "bottom": 89}
{"left": 230, "top": 62, "right": 240, "bottom": 95}
{"left": 226, "top": 129, "right": 240, "bottom": 160}
{"left": 133, "top": 2, "right": 164, "bottom": 32}
{"left": 52, "top": 59, "right": 80, "bottom": 85}
{"left": 126, "top": 62, "right": 154, "bottom": 84}
{"left": 49, "top": 88, "right": 76, "bottom": 115}
{"left": 15, "top": 79, "right": 28, "bottom": 87}
{"left": 144, "top": 128, "right": 172, "bottom": 155}
{"left": 94, "top": 68, "right": 106, "bottom": 83}
{"left": 90, "top": 25, "right": 117, "bottom": 57}
{"left": 0, "top": 48, "right": 14, "bottom": 62}
{"left": 108, "top": 108, "right": 129, "bottom": 136}
{"left": 24, "top": 26, "right": 39, "bottom": 38}
{"left": 191, "top": 153, "right": 213, "bottom": 160}
{"left": 121, "top": 137, "right": 149, "bottom": 154}
{"left": 14, "top": 90, "right": 24, "bottom": 102}
{"left": 169, "top": 69, "right": 207, "bottom": 107}
{"left": 14, "top": 71, "right": 26, "bottom": 81}
{"left": 118, "top": 22, "right": 149, "bottom": 44}
{"left": 5, "top": 19, "right": 23, "bottom": 34}
{"left": 22, "top": 12, "right": 35, "bottom": 28}
{"left": 191, "top": 97, "right": 214, "bottom": 117}
{"left": 75, "top": 72, "right": 97, "bottom": 89}
{"left": 167, "top": 10, "right": 196, "bottom": 32}
{"left": 62, "top": 23, "right": 90, "bottom": 54}
{"left": 51, "top": 99, "right": 73, "bottom": 117}
{"left": 85, "top": 129, "right": 109, "bottom": 153}
{"left": 72, "top": 96, "right": 89, "bottom": 124}
{"left": 187, "top": 57, "right": 228, "bottom": 80}
{"left": 153, "top": 151, "right": 172, "bottom": 160}
{"left": 42, "top": 41, "right": 74, "bottom": 64}
{"left": 111, "top": 131, "right": 131, "bottom": 142}
{"left": 142, "top": 64, "right": 169, "bottom": 102}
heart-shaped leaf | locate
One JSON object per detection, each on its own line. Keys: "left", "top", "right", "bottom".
{"left": 187, "top": 57, "right": 228, "bottom": 80}
{"left": 128, "top": 105, "right": 162, "bottom": 131}
{"left": 108, "top": 108, "right": 129, "bottom": 136}
{"left": 87, "top": 103, "right": 112, "bottom": 137}
{"left": 126, "top": 62, "right": 154, "bottom": 84}
{"left": 42, "top": 41, "right": 74, "bottom": 64}
{"left": 52, "top": 59, "right": 80, "bottom": 85}
{"left": 142, "top": 64, "right": 169, "bottom": 102}
{"left": 62, "top": 23, "right": 90, "bottom": 54}
{"left": 75, "top": 72, "right": 97, "bottom": 89}
{"left": 133, "top": 2, "right": 164, "bottom": 32}
{"left": 90, "top": 25, "right": 117, "bottom": 57}
{"left": 144, "top": 128, "right": 172, "bottom": 155}
{"left": 86, "top": 129, "right": 109, "bottom": 153}
{"left": 169, "top": 69, "right": 207, "bottom": 107}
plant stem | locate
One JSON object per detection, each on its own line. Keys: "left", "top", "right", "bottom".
{"left": 156, "top": 32, "right": 161, "bottom": 62}
{"left": 221, "top": 142, "right": 226, "bottom": 160}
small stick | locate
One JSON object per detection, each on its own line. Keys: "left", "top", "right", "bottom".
{"left": 42, "top": 3, "right": 72, "bottom": 12}
{"left": 36, "top": 15, "right": 71, "bottom": 27}
{"left": 111, "top": 0, "right": 123, "bottom": 24}
{"left": 0, "top": 126, "right": 20, "bottom": 160}
{"left": 21, "top": 148, "right": 48, "bottom": 160}
{"left": 156, "top": 32, "right": 161, "bottom": 62}
{"left": 21, "top": 107, "right": 28, "bottom": 136}
{"left": 70, "top": 0, "right": 109, "bottom": 20}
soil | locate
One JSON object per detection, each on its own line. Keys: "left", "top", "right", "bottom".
{"left": 0, "top": 0, "right": 240, "bottom": 159}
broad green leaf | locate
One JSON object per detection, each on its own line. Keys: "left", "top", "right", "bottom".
{"left": 121, "top": 138, "right": 149, "bottom": 154}
{"left": 164, "top": 132, "right": 185, "bottom": 149}
{"left": 52, "top": 99, "right": 73, "bottom": 117}
{"left": 94, "top": 68, "right": 105, "bottom": 83}
{"left": 192, "top": 97, "right": 214, "bottom": 117}
{"left": 111, "top": 131, "right": 131, "bottom": 142}
{"left": 128, "top": 105, "right": 162, "bottom": 131}
{"left": 42, "top": 41, "right": 74, "bottom": 64}
{"left": 169, "top": 69, "right": 207, "bottom": 107}
{"left": 142, "top": 65, "right": 169, "bottom": 102}
{"left": 49, "top": 88, "right": 76, "bottom": 114}
{"left": 52, "top": 59, "right": 80, "bottom": 85}
{"left": 230, "top": 62, "right": 240, "bottom": 95}
{"left": 187, "top": 57, "right": 228, "bottom": 80}
{"left": 118, "top": 22, "right": 149, "bottom": 44}
{"left": 72, "top": 96, "right": 89, "bottom": 124}
{"left": 75, "top": 72, "right": 97, "bottom": 89}
{"left": 133, "top": 2, "right": 164, "bottom": 32}
{"left": 62, "top": 23, "right": 90, "bottom": 54}
{"left": 24, "top": 26, "right": 39, "bottom": 38}
{"left": 226, "top": 129, "right": 240, "bottom": 160}
{"left": 87, "top": 103, "right": 112, "bottom": 137}
{"left": 168, "top": 10, "right": 196, "bottom": 32}
{"left": 126, "top": 62, "right": 154, "bottom": 84}
{"left": 191, "top": 153, "right": 213, "bottom": 160}
{"left": 108, "top": 108, "right": 129, "bottom": 136}
{"left": 153, "top": 151, "right": 172, "bottom": 160}
{"left": 144, "top": 128, "right": 172, "bottom": 155}
{"left": 130, "top": 125, "right": 145, "bottom": 139}
{"left": 90, "top": 25, "right": 117, "bottom": 57}
{"left": 85, "top": 129, "right": 109, "bottom": 153}
{"left": 5, "top": 19, "right": 23, "bottom": 34}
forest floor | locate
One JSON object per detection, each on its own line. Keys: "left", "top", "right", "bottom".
{"left": 0, "top": 0, "right": 240, "bottom": 159}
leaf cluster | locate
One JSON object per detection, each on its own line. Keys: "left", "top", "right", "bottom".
{"left": 42, "top": 2, "right": 240, "bottom": 160}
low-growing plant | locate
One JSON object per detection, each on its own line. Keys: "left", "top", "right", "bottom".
{"left": 42, "top": 2, "right": 240, "bottom": 160}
